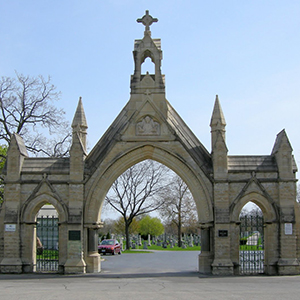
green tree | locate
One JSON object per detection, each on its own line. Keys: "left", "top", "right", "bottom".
{"left": 113, "top": 216, "right": 140, "bottom": 236}
{"left": 139, "top": 215, "right": 164, "bottom": 237}
{"left": 0, "top": 73, "right": 71, "bottom": 157}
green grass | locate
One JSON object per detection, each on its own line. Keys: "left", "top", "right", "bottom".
{"left": 240, "top": 245, "right": 263, "bottom": 251}
{"left": 124, "top": 243, "right": 201, "bottom": 252}
{"left": 37, "top": 249, "right": 58, "bottom": 260}
{"left": 124, "top": 243, "right": 264, "bottom": 252}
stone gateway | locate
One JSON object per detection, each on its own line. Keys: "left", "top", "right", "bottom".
{"left": 0, "top": 11, "right": 299, "bottom": 275}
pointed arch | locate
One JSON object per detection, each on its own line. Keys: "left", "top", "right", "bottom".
{"left": 84, "top": 144, "right": 213, "bottom": 225}
{"left": 21, "top": 193, "right": 68, "bottom": 224}
{"left": 141, "top": 49, "right": 155, "bottom": 64}
{"left": 230, "top": 192, "right": 278, "bottom": 223}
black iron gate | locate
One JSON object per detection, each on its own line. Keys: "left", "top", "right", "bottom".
{"left": 239, "top": 214, "right": 264, "bottom": 274}
{"left": 36, "top": 215, "right": 59, "bottom": 272}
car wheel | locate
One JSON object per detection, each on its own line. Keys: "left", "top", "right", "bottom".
{"left": 118, "top": 250, "right": 121, "bottom": 255}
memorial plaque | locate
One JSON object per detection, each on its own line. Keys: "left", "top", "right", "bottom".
{"left": 218, "top": 230, "right": 228, "bottom": 237}
{"left": 69, "top": 230, "right": 81, "bottom": 241}
{"left": 5, "top": 224, "right": 16, "bottom": 232}
{"left": 285, "top": 223, "right": 293, "bottom": 235}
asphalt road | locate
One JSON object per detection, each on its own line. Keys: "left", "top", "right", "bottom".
{"left": 0, "top": 251, "right": 299, "bottom": 300}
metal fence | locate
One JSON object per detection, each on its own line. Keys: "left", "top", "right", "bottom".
{"left": 36, "top": 215, "right": 59, "bottom": 272}
{"left": 239, "top": 214, "right": 264, "bottom": 275}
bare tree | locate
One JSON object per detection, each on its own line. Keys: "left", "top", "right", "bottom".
{"left": 158, "top": 175, "right": 196, "bottom": 247}
{"left": 0, "top": 73, "right": 71, "bottom": 157}
{"left": 240, "top": 203, "right": 263, "bottom": 218}
{"left": 105, "top": 159, "right": 170, "bottom": 249}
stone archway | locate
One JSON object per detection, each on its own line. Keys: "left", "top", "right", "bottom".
{"left": 85, "top": 144, "right": 213, "bottom": 224}
{"left": 1, "top": 11, "right": 299, "bottom": 276}
{"left": 83, "top": 144, "right": 214, "bottom": 273}
{"left": 20, "top": 194, "right": 68, "bottom": 273}
{"left": 230, "top": 192, "right": 279, "bottom": 275}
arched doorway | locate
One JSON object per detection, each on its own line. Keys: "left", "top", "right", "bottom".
{"left": 84, "top": 145, "right": 213, "bottom": 273}
{"left": 99, "top": 159, "right": 201, "bottom": 273}
{"left": 36, "top": 204, "right": 59, "bottom": 272}
{"left": 231, "top": 192, "right": 279, "bottom": 275}
{"left": 20, "top": 194, "right": 68, "bottom": 273}
{"left": 239, "top": 202, "right": 264, "bottom": 275}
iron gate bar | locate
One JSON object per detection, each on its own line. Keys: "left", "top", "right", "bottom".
{"left": 36, "top": 215, "right": 59, "bottom": 272}
{"left": 239, "top": 214, "right": 264, "bottom": 275}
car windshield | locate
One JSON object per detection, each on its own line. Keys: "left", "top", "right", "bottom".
{"left": 101, "top": 240, "right": 114, "bottom": 245}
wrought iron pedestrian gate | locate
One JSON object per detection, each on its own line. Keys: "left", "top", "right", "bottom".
{"left": 239, "top": 214, "right": 264, "bottom": 274}
{"left": 36, "top": 215, "right": 59, "bottom": 272}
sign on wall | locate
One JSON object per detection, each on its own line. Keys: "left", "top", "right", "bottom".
{"left": 5, "top": 224, "right": 16, "bottom": 232}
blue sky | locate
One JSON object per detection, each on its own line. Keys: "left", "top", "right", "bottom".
{"left": 1, "top": 1, "right": 300, "bottom": 167}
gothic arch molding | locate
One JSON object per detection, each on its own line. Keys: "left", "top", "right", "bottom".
{"left": 230, "top": 192, "right": 279, "bottom": 223}
{"left": 84, "top": 144, "right": 213, "bottom": 225}
{"left": 20, "top": 193, "right": 68, "bottom": 224}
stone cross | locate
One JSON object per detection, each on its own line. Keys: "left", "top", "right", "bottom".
{"left": 137, "top": 10, "right": 158, "bottom": 32}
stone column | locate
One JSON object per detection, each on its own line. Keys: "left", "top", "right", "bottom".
{"left": 264, "top": 222, "right": 279, "bottom": 275}
{"left": 64, "top": 223, "right": 86, "bottom": 274}
{"left": 211, "top": 182, "right": 234, "bottom": 275}
{"left": 0, "top": 183, "right": 23, "bottom": 273}
{"left": 201, "top": 227, "right": 210, "bottom": 251}
{"left": 198, "top": 224, "right": 213, "bottom": 274}
{"left": 88, "top": 228, "right": 98, "bottom": 252}
{"left": 85, "top": 224, "right": 102, "bottom": 273}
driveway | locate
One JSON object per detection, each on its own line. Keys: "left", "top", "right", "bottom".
{"left": 0, "top": 251, "right": 300, "bottom": 300}
{"left": 100, "top": 250, "right": 199, "bottom": 276}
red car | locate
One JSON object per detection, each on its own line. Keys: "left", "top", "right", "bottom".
{"left": 98, "top": 239, "right": 121, "bottom": 255}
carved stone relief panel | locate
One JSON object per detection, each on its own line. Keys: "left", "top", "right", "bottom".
{"left": 136, "top": 115, "right": 160, "bottom": 136}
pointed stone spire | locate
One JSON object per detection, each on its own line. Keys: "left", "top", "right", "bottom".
{"left": 271, "top": 129, "right": 293, "bottom": 155}
{"left": 210, "top": 95, "right": 226, "bottom": 128}
{"left": 210, "top": 95, "right": 226, "bottom": 150}
{"left": 72, "top": 97, "right": 88, "bottom": 151}
{"left": 72, "top": 97, "right": 87, "bottom": 129}
{"left": 6, "top": 133, "right": 28, "bottom": 181}
{"left": 210, "top": 95, "right": 228, "bottom": 179}
{"left": 272, "top": 129, "right": 295, "bottom": 179}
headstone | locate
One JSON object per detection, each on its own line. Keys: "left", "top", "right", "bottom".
{"left": 189, "top": 234, "right": 193, "bottom": 247}
{"left": 148, "top": 234, "right": 151, "bottom": 246}
{"left": 143, "top": 241, "right": 148, "bottom": 249}
{"left": 132, "top": 243, "right": 136, "bottom": 249}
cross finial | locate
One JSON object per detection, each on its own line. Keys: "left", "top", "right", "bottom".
{"left": 137, "top": 10, "right": 158, "bottom": 34}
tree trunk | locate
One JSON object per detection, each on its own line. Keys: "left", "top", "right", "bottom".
{"left": 125, "top": 222, "right": 130, "bottom": 250}
{"left": 177, "top": 218, "right": 182, "bottom": 247}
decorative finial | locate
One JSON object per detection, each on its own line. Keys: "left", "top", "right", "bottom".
{"left": 137, "top": 10, "right": 158, "bottom": 34}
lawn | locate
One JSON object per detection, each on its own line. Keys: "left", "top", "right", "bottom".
{"left": 123, "top": 243, "right": 201, "bottom": 252}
